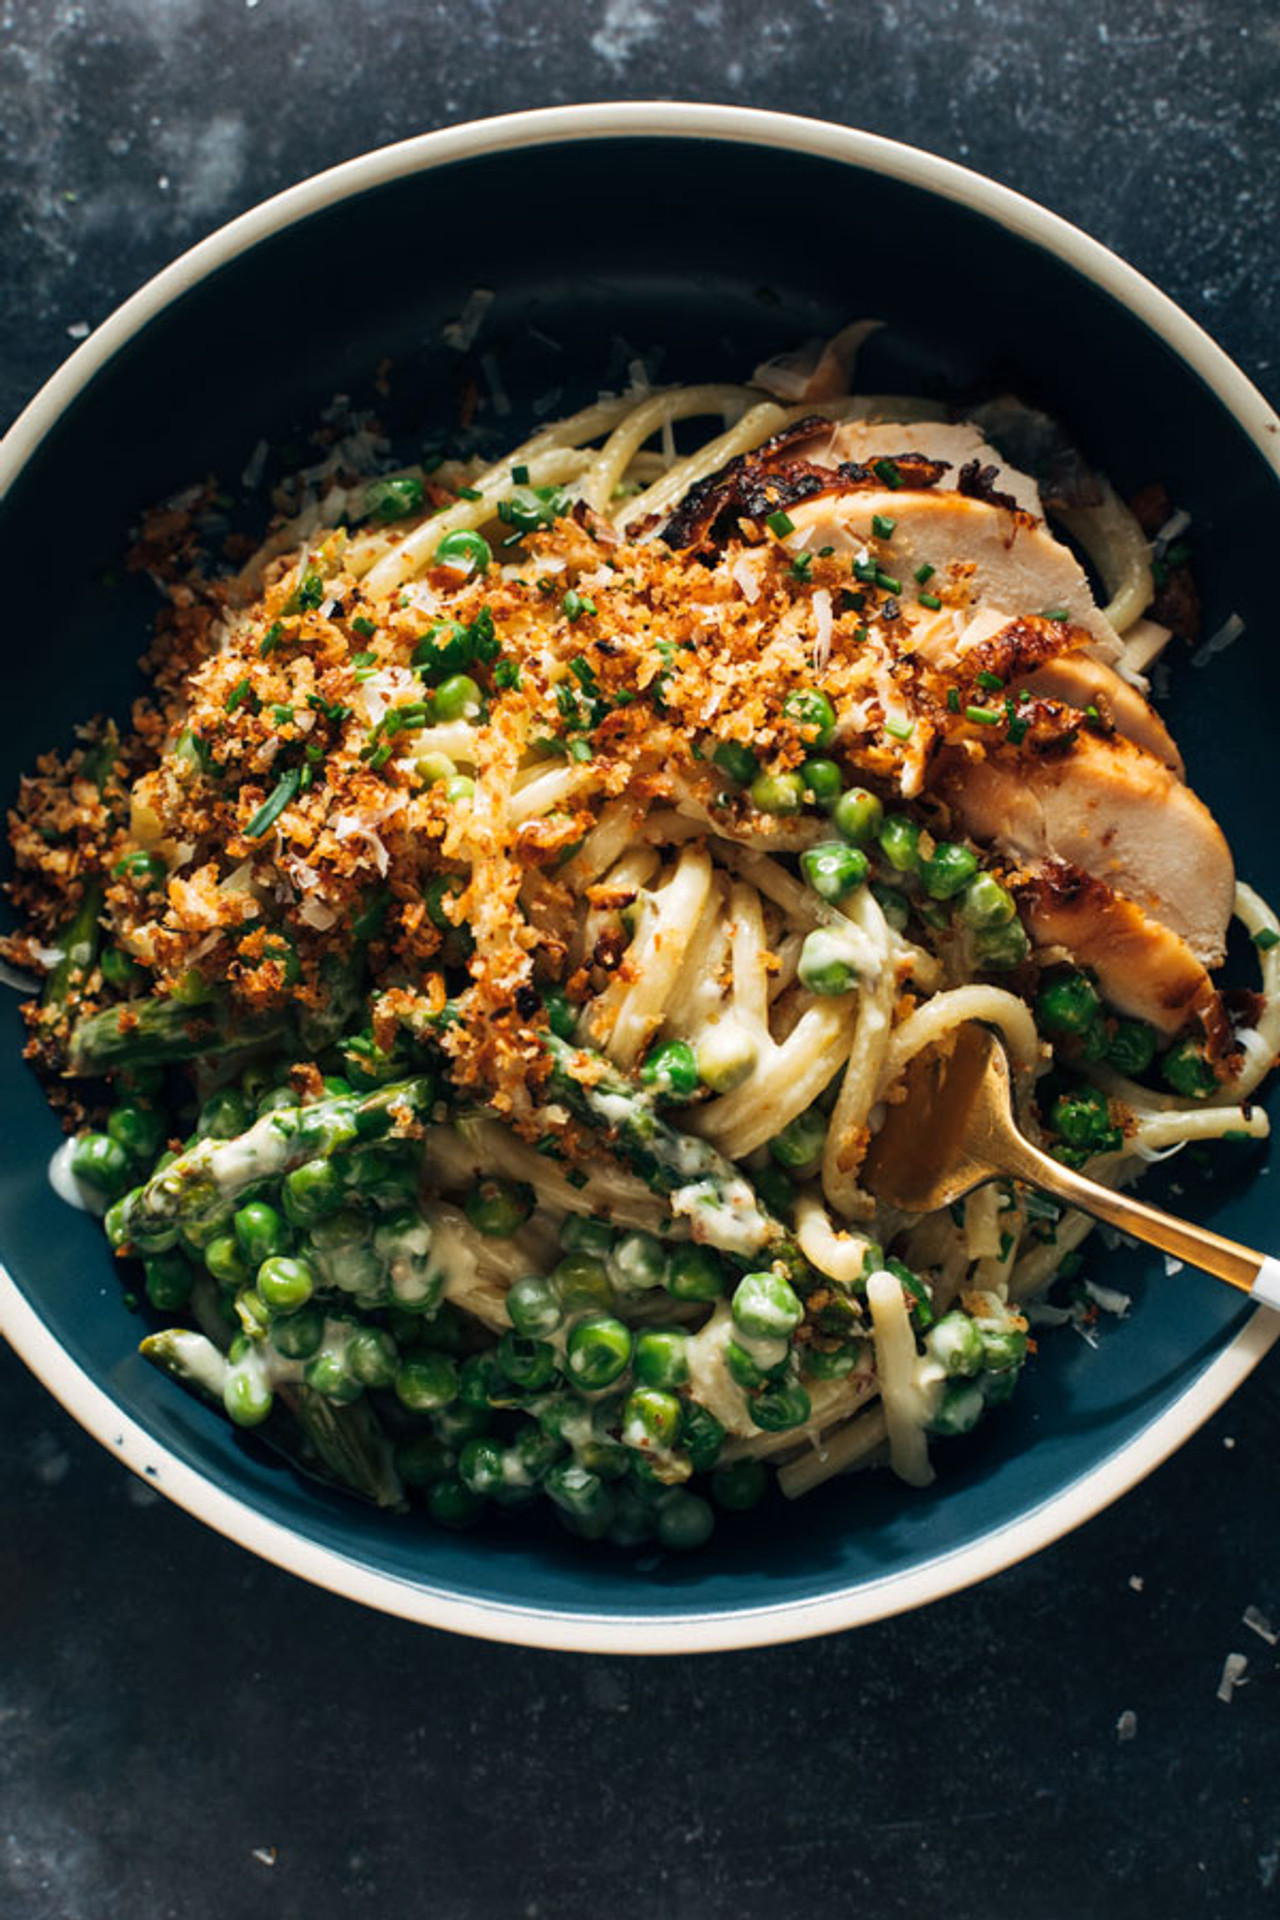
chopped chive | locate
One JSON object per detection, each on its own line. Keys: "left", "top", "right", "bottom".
{"left": 259, "top": 620, "right": 285, "bottom": 657}
{"left": 351, "top": 650, "right": 376, "bottom": 668}
{"left": 790, "top": 552, "right": 814, "bottom": 580}
{"left": 765, "top": 509, "right": 794, "bottom": 537}
{"left": 946, "top": 688, "right": 961, "bottom": 714}
{"left": 914, "top": 563, "right": 935, "bottom": 585}
{"left": 884, "top": 716, "right": 914, "bottom": 741}
{"left": 1254, "top": 928, "right": 1280, "bottom": 951}
{"left": 976, "top": 670, "right": 1004, "bottom": 691}
{"left": 875, "top": 571, "right": 902, "bottom": 595}
{"left": 873, "top": 458, "right": 903, "bottom": 489}
{"left": 512, "top": 464, "right": 530, "bottom": 484}
{"left": 458, "top": 486, "right": 483, "bottom": 501}
{"left": 852, "top": 558, "right": 879, "bottom": 584}
{"left": 562, "top": 589, "right": 596, "bottom": 622}
{"left": 918, "top": 591, "right": 943, "bottom": 611}
{"left": 818, "top": 545, "right": 835, "bottom": 557}
{"left": 224, "top": 677, "right": 254, "bottom": 713}
{"left": 493, "top": 659, "right": 522, "bottom": 690}
{"left": 853, "top": 625, "right": 869, "bottom": 644}
{"left": 244, "top": 766, "right": 301, "bottom": 838}
{"left": 1042, "top": 607, "right": 1069, "bottom": 622}
{"left": 271, "top": 705, "right": 294, "bottom": 726}
{"left": 567, "top": 738, "right": 593, "bottom": 763}
{"left": 351, "top": 615, "right": 377, "bottom": 639}
{"left": 871, "top": 513, "right": 896, "bottom": 540}
{"left": 1006, "top": 716, "right": 1029, "bottom": 745}
{"left": 965, "top": 705, "right": 1001, "bottom": 726}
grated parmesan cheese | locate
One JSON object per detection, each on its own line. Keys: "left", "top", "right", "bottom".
{"left": 442, "top": 287, "right": 493, "bottom": 353}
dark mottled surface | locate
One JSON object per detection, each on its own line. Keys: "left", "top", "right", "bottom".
{"left": 3, "top": 3, "right": 1280, "bottom": 1916}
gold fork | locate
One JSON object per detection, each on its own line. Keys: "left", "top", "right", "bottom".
{"left": 860, "top": 1022, "right": 1280, "bottom": 1309}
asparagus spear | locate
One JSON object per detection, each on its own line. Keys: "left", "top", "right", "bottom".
{"left": 69, "top": 996, "right": 291, "bottom": 1074}
{"left": 543, "top": 1032, "right": 804, "bottom": 1271}
{"left": 120, "top": 1075, "right": 433, "bottom": 1248}
{"left": 142, "top": 1331, "right": 405, "bottom": 1509}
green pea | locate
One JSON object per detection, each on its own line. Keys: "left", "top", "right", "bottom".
{"left": 223, "top": 1362, "right": 273, "bottom": 1428}
{"left": 444, "top": 775, "right": 475, "bottom": 803}
{"left": 282, "top": 1158, "right": 346, "bottom": 1227}
{"left": 608, "top": 1484, "right": 659, "bottom": 1548}
{"left": 458, "top": 1436, "right": 506, "bottom": 1496}
{"left": 928, "top": 1379, "right": 986, "bottom": 1436}
{"left": 143, "top": 1250, "right": 193, "bottom": 1313}
{"left": 496, "top": 1331, "right": 558, "bottom": 1390}
{"left": 552, "top": 1252, "right": 615, "bottom": 1313}
{"left": 395, "top": 1431, "right": 454, "bottom": 1487}
{"left": 204, "top": 1233, "right": 250, "bottom": 1288}
{"left": 801, "top": 758, "right": 843, "bottom": 808}
{"left": 170, "top": 967, "right": 213, "bottom": 1007}
{"left": 802, "top": 1343, "right": 861, "bottom": 1380}
{"left": 655, "top": 1488, "right": 715, "bottom": 1551}
{"left": 425, "top": 1476, "right": 486, "bottom": 1529}
{"left": 769, "top": 1105, "right": 827, "bottom": 1171}
{"left": 1049, "top": 1085, "right": 1121, "bottom": 1154}
{"left": 748, "top": 768, "right": 806, "bottom": 816}
{"left": 101, "top": 947, "right": 146, "bottom": 990}
{"left": 1161, "top": 1034, "right": 1217, "bottom": 1099}
{"left": 833, "top": 786, "right": 884, "bottom": 845}
{"left": 256, "top": 1085, "right": 298, "bottom": 1117}
{"left": 271, "top": 1306, "right": 324, "bottom": 1359}
{"left": 434, "top": 529, "right": 492, "bottom": 574}
{"left": 870, "top": 880, "right": 909, "bottom": 932}
{"left": 506, "top": 1273, "right": 564, "bottom": 1338}
{"left": 512, "top": 1421, "right": 563, "bottom": 1482}
{"left": 750, "top": 1378, "right": 811, "bottom": 1433}
{"left": 465, "top": 1176, "right": 533, "bottom": 1237}
{"left": 432, "top": 673, "right": 483, "bottom": 722}
{"left": 878, "top": 813, "right": 921, "bottom": 872}
{"left": 640, "top": 1038, "right": 701, "bottom": 1100}
{"left": 112, "top": 848, "right": 167, "bottom": 885}
{"left": 711, "top": 1458, "right": 768, "bottom": 1512}
{"left": 924, "top": 1311, "right": 985, "bottom": 1377}
{"left": 415, "top": 1301, "right": 470, "bottom": 1353}
{"left": 560, "top": 1214, "right": 614, "bottom": 1256}
{"left": 633, "top": 1326, "right": 690, "bottom": 1390}
{"left": 234, "top": 1201, "right": 287, "bottom": 1266}
{"left": 680, "top": 1400, "right": 725, "bottom": 1472}
{"left": 797, "top": 928, "right": 860, "bottom": 996}
{"left": 732, "top": 1270, "right": 804, "bottom": 1341}
{"left": 565, "top": 1313, "right": 632, "bottom": 1390}
{"left": 974, "top": 919, "right": 1030, "bottom": 970}
{"left": 623, "top": 1386, "right": 683, "bottom": 1451}
{"left": 256, "top": 1255, "right": 315, "bottom": 1313}
{"left": 1079, "top": 1019, "right": 1110, "bottom": 1063}
{"left": 783, "top": 688, "right": 837, "bottom": 748}
{"left": 800, "top": 841, "right": 869, "bottom": 904}
{"left": 666, "top": 1245, "right": 726, "bottom": 1302}
{"left": 542, "top": 988, "right": 578, "bottom": 1040}
{"left": 610, "top": 1230, "right": 667, "bottom": 1295}
{"left": 197, "top": 1088, "right": 251, "bottom": 1140}
{"left": 236, "top": 1288, "right": 272, "bottom": 1338}
{"left": 458, "top": 1352, "right": 506, "bottom": 1410}
{"left": 432, "top": 1400, "right": 492, "bottom": 1447}
{"left": 69, "top": 1132, "right": 131, "bottom": 1198}
{"left": 1107, "top": 1018, "right": 1157, "bottom": 1077}
{"left": 981, "top": 1367, "right": 1020, "bottom": 1408}
{"left": 921, "top": 842, "right": 979, "bottom": 900}
{"left": 1035, "top": 968, "right": 1102, "bottom": 1037}
{"left": 725, "top": 1339, "right": 769, "bottom": 1391}
{"left": 712, "top": 740, "right": 759, "bottom": 785}
{"left": 415, "top": 750, "right": 456, "bottom": 787}
{"left": 544, "top": 1460, "right": 615, "bottom": 1540}
{"left": 346, "top": 1326, "right": 399, "bottom": 1388}
{"left": 959, "top": 872, "right": 1016, "bottom": 929}
{"left": 395, "top": 1351, "right": 459, "bottom": 1412}
{"left": 365, "top": 473, "right": 425, "bottom": 521}
{"left": 106, "top": 1103, "right": 166, "bottom": 1164}
{"left": 694, "top": 1021, "right": 758, "bottom": 1092}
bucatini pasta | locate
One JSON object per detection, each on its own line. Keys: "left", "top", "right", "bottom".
{"left": 4, "top": 339, "right": 1273, "bottom": 1552}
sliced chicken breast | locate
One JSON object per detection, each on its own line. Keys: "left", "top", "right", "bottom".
{"left": 782, "top": 490, "right": 1123, "bottom": 659}
{"left": 1020, "top": 861, "right": 1220, "bottom": 1037}
{"left": 1011, "top": 654, "right": 1183, "bottom": 775}
{"left": 825, "top": 420, "right": 1042, "bottom": 514}
{"left": 937, "top": 729, "right": 1234, "bottom": 967}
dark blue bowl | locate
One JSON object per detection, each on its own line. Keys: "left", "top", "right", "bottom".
{"left": 3, "top": 106, "right": 1278, "bottom": 1650}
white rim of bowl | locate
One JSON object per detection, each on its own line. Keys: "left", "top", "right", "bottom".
{"left": 2, "top": 103, "right": 1278, "bottom": 1655}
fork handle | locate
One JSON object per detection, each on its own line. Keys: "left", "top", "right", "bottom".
{"left": 1000, "top": 1133, "right": 1280, "bottom": 1311}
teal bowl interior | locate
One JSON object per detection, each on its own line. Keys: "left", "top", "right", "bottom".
{"left": 3, "top": 126, "right": 1278, "bottom": 1636}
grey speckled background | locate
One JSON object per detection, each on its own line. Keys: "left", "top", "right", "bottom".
{"left": 3, "top": 4, "right": 1280, "bottom": 1917}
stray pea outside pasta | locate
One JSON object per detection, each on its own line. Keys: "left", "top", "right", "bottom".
{"left": 6, "top": 334, "right": 1277, "bottom": 1553}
